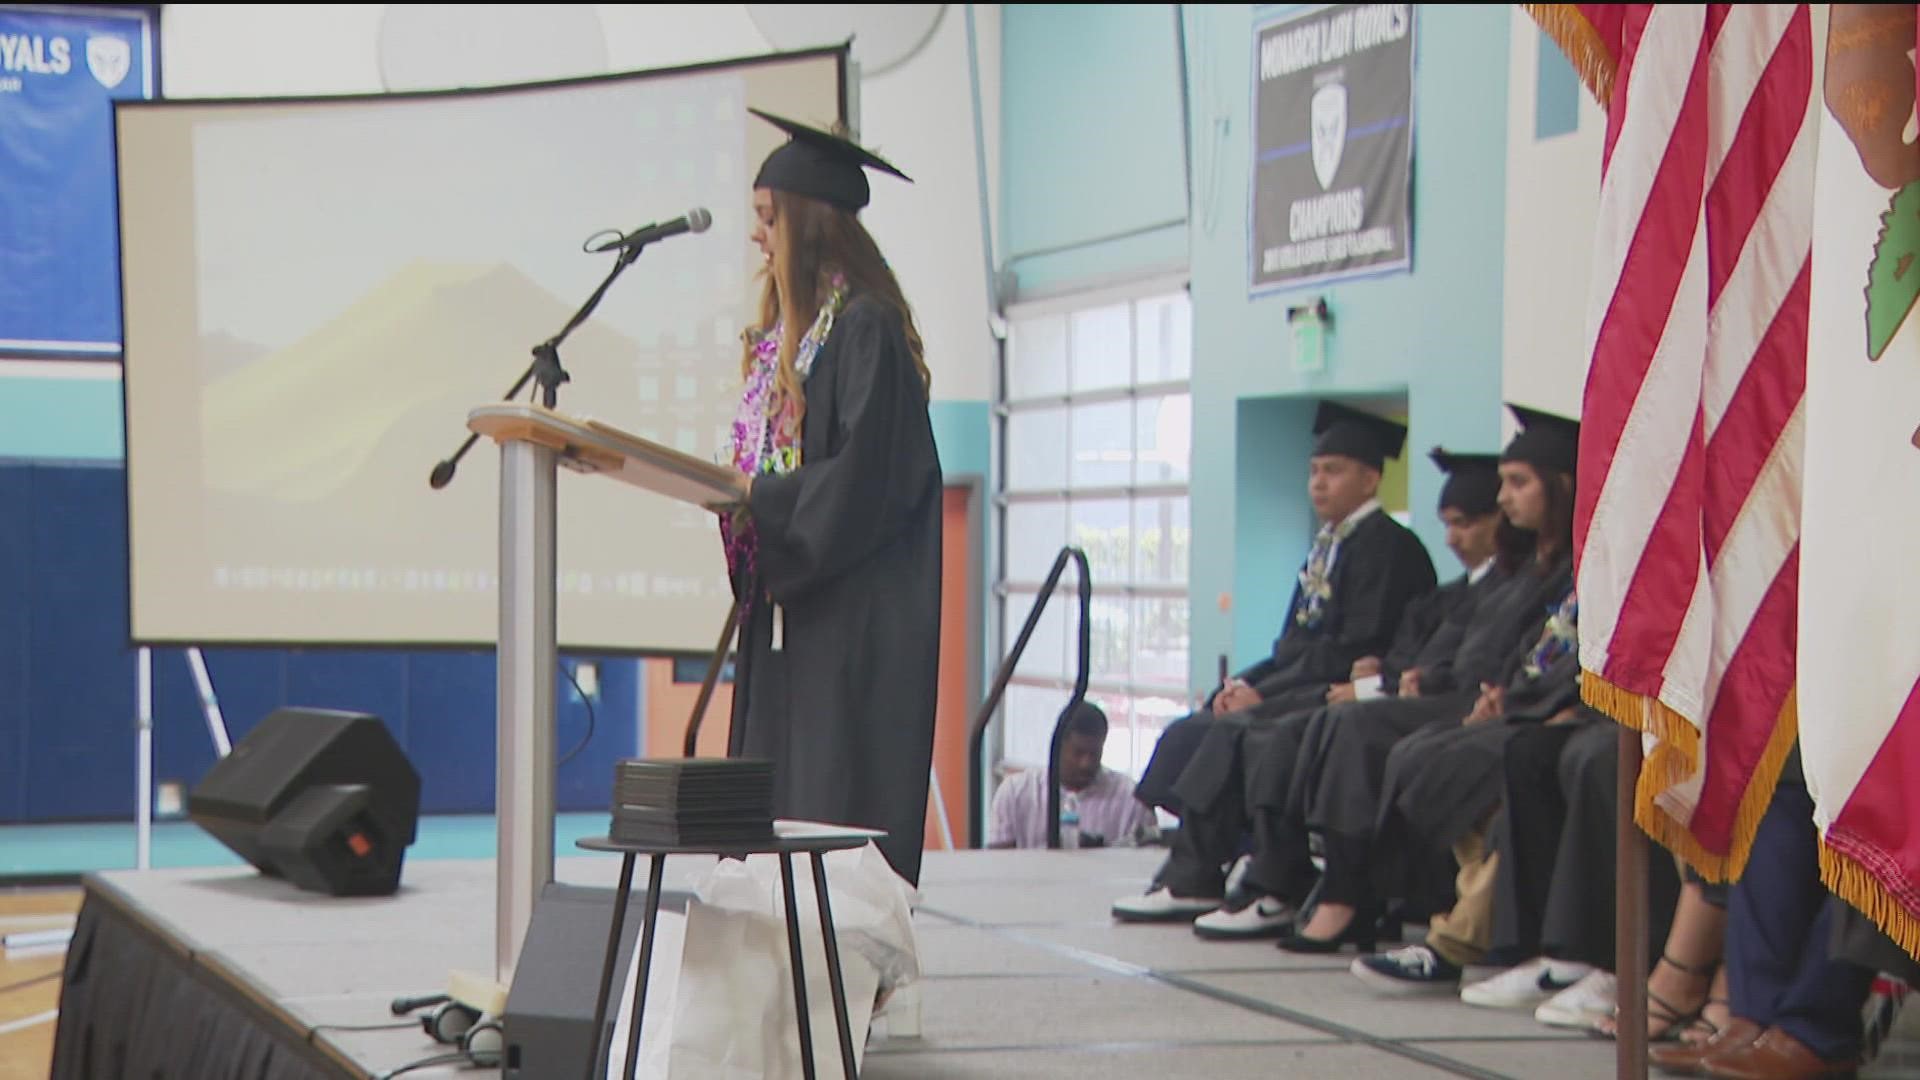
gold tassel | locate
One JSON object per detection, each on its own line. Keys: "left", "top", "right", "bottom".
{"left": 1581, "top": 670, "right": 1701, "bottom": 767}
{"left": 1821, "top": 841, "right": 1920, "bottom": 965}
{"left": 1584, "top": 669, "right": 1798, "bottom": 886}
{"left": 1636, "top": 692, "right": 1798, "bottom": 884}
{"left": 1719, "top": 690, "right": 1799, "bottom": 881}
{"left": 1523, "top": 3, "right": 1620, "bottom": 109}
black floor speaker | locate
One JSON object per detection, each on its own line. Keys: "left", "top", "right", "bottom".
{"left": 504, "top": 882, "right": 694, "bottom": 1078}
{"left": 187, "top": 707, "right": 421, "bottom": 897}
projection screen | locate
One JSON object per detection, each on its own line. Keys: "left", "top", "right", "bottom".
{"left": 119, "top": 49, "right": 843, "bottom": 652}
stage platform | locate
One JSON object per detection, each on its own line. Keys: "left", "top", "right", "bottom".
{"left": 53, "top": 847, "right": 1674, "bottom": 1079}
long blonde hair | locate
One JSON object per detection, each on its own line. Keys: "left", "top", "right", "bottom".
{"left": 740, "top": 190, "right": 930, "bottom": 426}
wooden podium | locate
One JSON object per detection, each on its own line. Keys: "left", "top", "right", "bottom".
{"left": 466, "top": 403, "right": 747, "bottom": 984}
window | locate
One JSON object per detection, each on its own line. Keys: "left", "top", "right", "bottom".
{"left": 995, "top": 282, "right": 1193, "bottom": 779}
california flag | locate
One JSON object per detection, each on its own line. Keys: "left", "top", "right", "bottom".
{"left": 1802, "top": 4, "right": 1920, "bottom": 960}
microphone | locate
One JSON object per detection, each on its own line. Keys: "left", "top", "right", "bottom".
{"left": 588, "top": 207, "right": 712, "bottom": 253}
{"left": 390, "top": 992, "right": 449, "bottom": 1016}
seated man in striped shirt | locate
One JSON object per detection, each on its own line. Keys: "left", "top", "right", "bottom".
{"left": 988, "top": 701, "right": 1159, "bottom": 849}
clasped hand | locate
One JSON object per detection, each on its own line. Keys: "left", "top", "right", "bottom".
{"left": 1213, "top": 678, "right": 1261, "bottom": 714}
{"left": 1464, "top": 682, "right": 1505, "bottom": 726}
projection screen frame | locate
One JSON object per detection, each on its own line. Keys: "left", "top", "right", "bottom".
{"left": 116, "top": 43, "right": 851, "bottom": 656}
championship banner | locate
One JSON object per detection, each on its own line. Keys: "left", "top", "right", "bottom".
{"left": 1249, "top": 3, "right": 1414, "bottom": 294}
{"left": 0, "top": 4, "right": 157, "bottom": 357}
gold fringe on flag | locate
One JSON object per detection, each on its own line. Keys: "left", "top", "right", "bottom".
{"left": 1581, "top": 671, "right": 1798, "bottom": 885}
{"left": 1523, "top": 3, "right": 1620, "bottom": 108}
{"left": 1581, "top": 669, "right": 1699, "bottom": 764}
{"left": 1821, "top": 840, "right": 1920, "bottom": 965}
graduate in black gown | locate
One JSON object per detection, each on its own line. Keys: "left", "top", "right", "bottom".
{"left": 1347, "top": 406, "right": 1585, "bottom": 989}
{"left": 722, "top": 110, "right": 943, "bottom": 886}
{"left": 1462, "top": 708, "right": 1679, "bottom": 1019}
{"left": 1113, "top": 404, "right": 1436, "bottom": 922}
{"left": 1118, "top": 447, "right": 1512, "bottom": 937}
{"left": 1273, "top": 411, "right": 1580, "bottom": 954}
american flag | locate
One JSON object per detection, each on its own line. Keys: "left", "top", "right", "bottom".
{"left": 1528, "top": 4, "right": 1814, "bottom": 880}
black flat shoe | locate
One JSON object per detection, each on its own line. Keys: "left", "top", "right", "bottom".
{"left": 1277, "top": 917, "right": 1376, "bottom": 954}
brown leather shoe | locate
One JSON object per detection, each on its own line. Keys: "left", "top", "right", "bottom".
{"left": 1650, "top": 1016, "right": 1763, "bottom": 1076}
{"left": 1701, "top": 1027, "right": 1859, "bottom": 1079}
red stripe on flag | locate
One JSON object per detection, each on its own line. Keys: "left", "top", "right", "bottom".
{"left": 1598, "top": 411, "right": 1706, "bottom": 691}
{"left": 1703, "top": 261, "right": 1808, "bottom": 561}
{"left": 1703, "top": 8, "right": 1812, "bottom": 309}
{"left": 1682, "top": 546, "right": 1799, "bottom": 851}
{"left": 1597, "top": 5, "right": 1653, "bottom": 171}
{"left": 1573, "top": 29, "right": 1712, "bottom": 587}
{"left": 1825, "top": 676, "right": 1920, "bottom": 916}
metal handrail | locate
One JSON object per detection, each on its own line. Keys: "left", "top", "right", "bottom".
{"left": 968, "top": 546, "right": 1092, "bottom": 849}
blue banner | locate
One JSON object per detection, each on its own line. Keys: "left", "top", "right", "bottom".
{"left": 1, "top": 4, "right": 156, "bottom": 357}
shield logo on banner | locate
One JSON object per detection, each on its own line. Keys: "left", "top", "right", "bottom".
{"left": 87, "top": 36, "right": 131, "bottom": 90}
{"left": 1310, "top": 82, "right": 1347, "bottom": 190}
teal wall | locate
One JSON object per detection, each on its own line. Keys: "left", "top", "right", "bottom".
{"left": 1000, "top": 4, "right": 1188, "bottom": 295}
{"left": 0, "top": 374, "right": 124, "bottom": 460}
{"left": 929, "top": 400, "right": 991, "bottom": 479}
{"left": 1184, "top": 4, "right": 1511, "bottom": 683}
{"left": 0, "top": 371, "right": 990, "bottom": 478}
{"left": 994, "top": 4, "right": 1512, "bottom": 688}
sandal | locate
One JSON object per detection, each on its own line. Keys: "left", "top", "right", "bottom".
{"left": 1594, "top": 953, "right": 1718, "bottom": 1043}
{"left": 1681, "top": 996, "right": 1731, "bottom": 1047}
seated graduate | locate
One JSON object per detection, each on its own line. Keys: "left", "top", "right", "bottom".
{"left": 987, "top": 700, "right": 1158, "bottom": 850}
{"left": 1129, "top": 402, "right": 1436, "bottom": 823}
{"left": 1270, "top": 407, "right": 1582, "bottom": 954}
{"left": 1460, "top": 706, "right": 1679, "bottom": 1025}
{"left": 1343, "top": 407, "right": 1587, "bottom": 986}
{"left": 1111, "top": 446, "right": 1510, "bottom": 930}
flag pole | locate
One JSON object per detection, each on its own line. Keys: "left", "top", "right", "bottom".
{"left": 1617, "top": 725, "right": 1649, "bottom": 1079}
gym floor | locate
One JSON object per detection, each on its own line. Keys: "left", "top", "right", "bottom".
{"left": 0, "top": 887, "right": 77, "bottom": 1080}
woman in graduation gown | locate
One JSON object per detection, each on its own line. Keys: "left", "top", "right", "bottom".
{"left": 721, "top": 110, "right": 943, "bottom": 886}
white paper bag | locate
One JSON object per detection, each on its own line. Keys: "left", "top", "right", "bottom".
{"left": 609, "top": 841, "right": 920, "bottom": 1080}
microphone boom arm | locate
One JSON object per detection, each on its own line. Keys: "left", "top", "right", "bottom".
{"left": 428, "top": 241, "right": 647, "bottom": 490}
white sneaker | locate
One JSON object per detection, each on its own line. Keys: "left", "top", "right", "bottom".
{"left": 1223, "top": 855, "right": 1252, "bottom": 897}
{"left": 1193, "top": 896, "right": 1296, "bottom": 940}
{"left": 1111, "top": 887, "right": 1221, "bottom": 922}
{"left": 1534, "top": 969, "right": 1618, "bottom": 1031}
{"left": 1460, "top": 957, "right": 1594, "bottom": 1009}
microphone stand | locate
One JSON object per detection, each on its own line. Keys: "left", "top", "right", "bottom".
{"left": 428, "top": 240, "right": 649, "bottom": 490}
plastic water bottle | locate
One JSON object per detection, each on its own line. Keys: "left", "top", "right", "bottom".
{"left": 1060, "top": 792, "right": 1081, "bottom": 850}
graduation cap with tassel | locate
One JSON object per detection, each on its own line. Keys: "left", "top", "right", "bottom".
{"left": 1311, "top": 402, "right": 1409, "bottom": 472}
{"left": 1429, "top": 447, "right": 1503, "bottom": 516}
{"left": 750, "top": 108, "right": 913, "bottom": 212}
{"left": 1501, "top": 404, "right": 1582, "bottom": 478}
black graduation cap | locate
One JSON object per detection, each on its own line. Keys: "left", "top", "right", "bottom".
{"left": 750, "top": 108, "right": 913, "bottom": 213}
{"left": 1501, "top": 404, "right": 1582, "bottom": 478}
{"left": 1311, "top": 402, "right": 1407, "bottom": 472}
{"left": 1428, "top": 447, "right": 1503, "bottom": 516}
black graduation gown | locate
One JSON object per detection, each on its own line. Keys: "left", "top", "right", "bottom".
{"left": 1278, "top": 557, "right": 1568, "bottom": 836}
{"left": 1375, "top": 561, "right": 1505, "bottom": 694}
{"left": 728, "top": 295, "right": 943, "bottom": 886}
{"left": 1244, "top": 509, "right": 1439, "bottom": 699}
{"left": 1376, "top": 575, "right": 1466, "bottom": 692}
{"left": 1178, "top": 565, "right": 1484, "bottom": 820}
{"left": 1367, "top": 625, "right": 1584, "bottom": 908}
{"left": 1133, "top": 509, "right": 1435, "bottom": 811}
{"left": 1152, "top": 564, "right": 1485, "bottom": 900}
{"left": 1487, "top": 711, "right": 1678, "bottom": 968}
